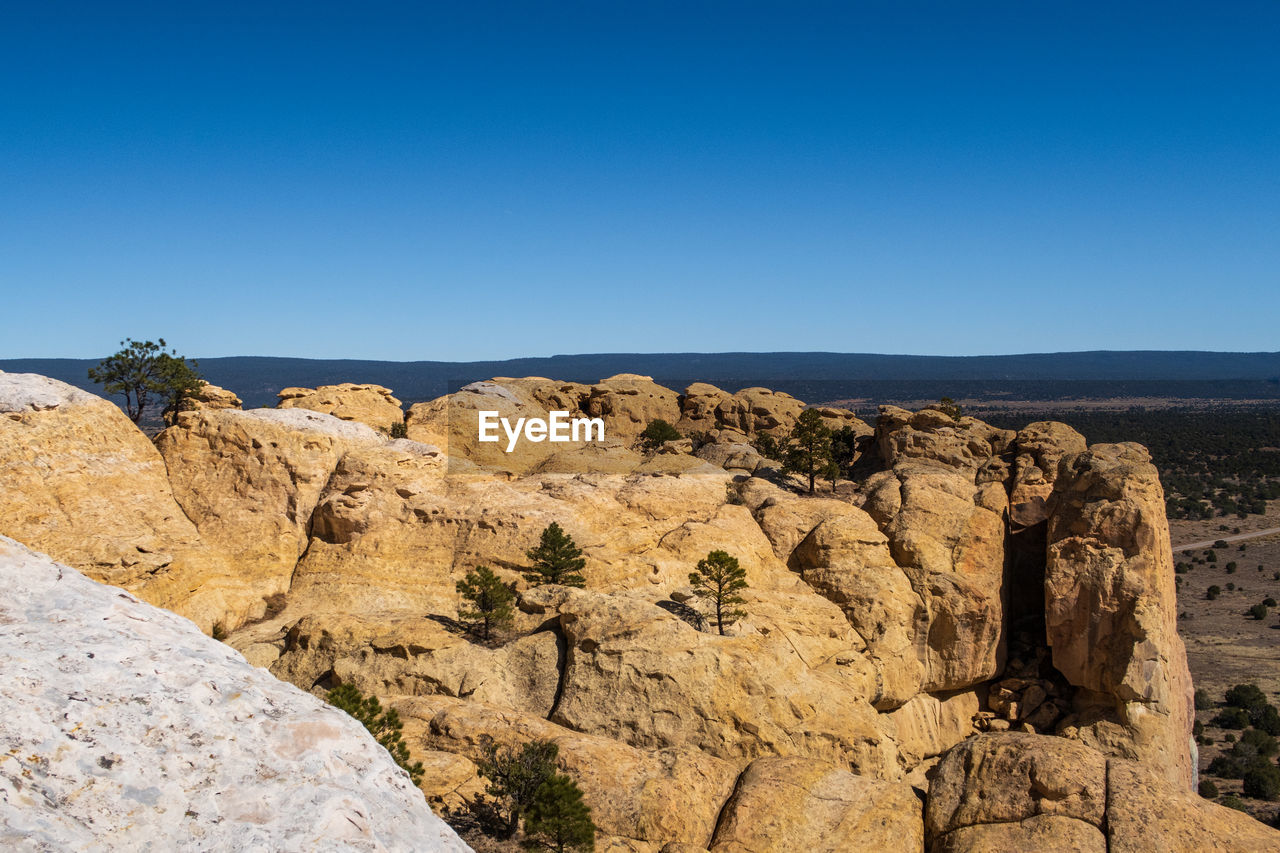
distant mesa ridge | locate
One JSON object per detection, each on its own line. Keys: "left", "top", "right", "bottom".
{"left": 3, "top": 350, "right": 1279, "bottom": 410}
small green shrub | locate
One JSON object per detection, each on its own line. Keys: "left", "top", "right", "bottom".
{"left": 1233, "top": 728, "right": 1279, "bottom": 759}
{"left": 1212, "top": 707, "right": 1251, "bottom": 730}
{"left": 1244, "top": 764, "right": 1280, "bottom": 800}
{"left": 476, "top": 737, "right": 559, "bottom": 836}
{"left": 1220, "top": 794, "right": 1249, "bottom": 812}
{"left": 1225, "top": 684, "right": 1269, "bottom": 711}
{"left": 1208, "top": 754, "right": 1246, "bottom": 778}
{"left": 1207, "top": 585, "right": 1222, "bottom": 600}
{"left": 639, "top": 418, "right": 682, "bottom": 451}
{"left": 1255, "top": 704, "right": 1280, "bottom": 736}
{"left": 1250, "top": 603, "right": 1269, "bottom": 620}
{"left": 1194, "top": 689, "right": 1214, "bottom": 710}
{"left": 389, "top": 420, "right": 408, "bottom": 439}
{"left": 1199, "top": 779, "right": 1219, "bottom": 798}
{"left": 934, "top": 397, "right": 962, "bottom": 420}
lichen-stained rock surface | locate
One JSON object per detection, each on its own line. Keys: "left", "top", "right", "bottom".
{"left": 708, "top": 756, "right": 923, "bottom": 853}
{"left": 0, "top": 536, "right": 469, "bottom": 853}
{"left": 278, "top": 382, "right": 405, "bottom": 431}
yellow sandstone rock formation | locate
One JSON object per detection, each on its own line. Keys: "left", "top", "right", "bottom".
{"left": 0, "top": 368, "right": 1252, "bottom": 849}
{"left": 278, "top": 382, "right": 404, "bottom": 431}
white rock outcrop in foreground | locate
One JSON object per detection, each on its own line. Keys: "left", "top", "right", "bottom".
{"left": 0, "top": 536, "right": 469, "bottom": 853}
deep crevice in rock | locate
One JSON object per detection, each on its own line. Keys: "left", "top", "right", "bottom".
{"left": 974, "top": 518, "right": 1077, "bottom": 735}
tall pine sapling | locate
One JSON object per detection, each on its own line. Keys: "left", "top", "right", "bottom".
{"left": 524, "top": 522, "right": 586, "bottom": 587}
{"left": 522, "top": 772, "right": 596, "bottom": 853}
{"left": 456, "top": 565, "right": 516, "bottom": 641}
{"left": 689, "top": 550, "right": 748, "bottom": 635}
{"left": 782, "top": 409, "right": 833, "bottom": 494}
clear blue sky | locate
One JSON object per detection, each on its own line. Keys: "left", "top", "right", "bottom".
{"left": 3, "top": 2, "right": 1277, "bottom": 360}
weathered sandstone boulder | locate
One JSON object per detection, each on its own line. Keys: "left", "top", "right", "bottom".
{"left": 858, "top": 461, "right": 1007, "bottom": 691}
{"left": 927, "top": 733, "right": 1280, "bottom": 852}
{"left": 187, "top": 380, "right": 242, "bottom": 410}
{"left": 754, "top": 494, "right": 927, "bottom": 708}
{"left": 876, "top": 405, "right": 1014, "bottom": 470}
{"left": 582, "top": 374, "right": 682, "bottom": 440}
{"left": 0, "top": 372, "right": 200, "bottom": 584}
{"left": 709, "top": 756, "right": 923, "bottom": 852}
{"left": 405, "top": 378, "right": 645, "bottom": 475}
{"left": 549, "top": 592, "right": 897, "bottom": 774}
{"left": 677, "top": 383, "right": 732, "bottom": 431}
{"left": 715, "top": 387, "right": 805, "bottom": 434}
{"left": 926, "top": 733, "right": 1107, "bottom": 851}
{"left": 278, "top": 382, "right": 404, "bottom": 432}
{"left": 0, "top": 372, "right": 235, "bottom": 630}
{"left": 253, "top": 612, "right": 563, "bottom": 719}
{"left": 1008, "top": 420, "right": 1086, "bottom": 527}
{"left": 677, "top": 383, "right": 870, "bottom": 441}
{"left": 0, "top": 536, "right": 467, "bottom": 852}
{"left": 1107, "top": 758, "right": 1280, "bottom": 852}
{"left": 154, "top": 407, "right": 385, "bottom": 628}
{"left": 1047, "top": 442, "right": 1194, "bottom": 787}
{"left": 695, "top": 439, "right": 767, "bottom": 474}
{"left": 812, "top": 405, "right": 875, "bottom": 440}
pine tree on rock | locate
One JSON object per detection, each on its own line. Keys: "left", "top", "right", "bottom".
{"left": 476, "top": 737, "right": 560, "bottom": 837}
{"left": 782, "top": 408, "right": 833, "bottom": 494}
{"left": 523, "top": 772, "right": 597, "bottom": 852}
{"left": 689, "top": 549, "right": 748, "bottom": 635}
{"left": 456, "top": 565, "right": 516, "bottom": 641}
{"left": 524, "top": 522, "right": 587, "bottom": 587}
{"left": 88, "top": 337, "right": 203, "bottom": 424}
